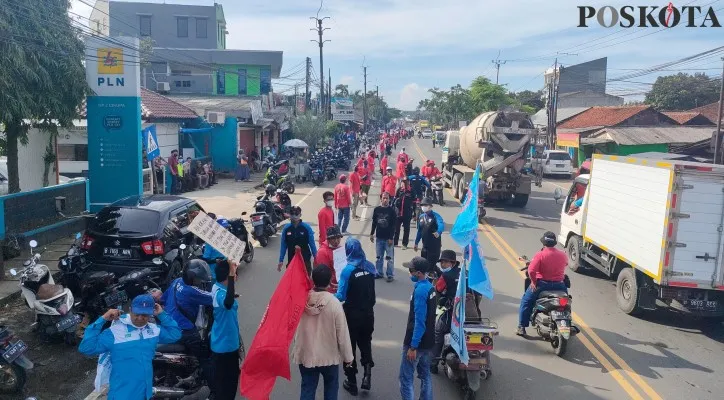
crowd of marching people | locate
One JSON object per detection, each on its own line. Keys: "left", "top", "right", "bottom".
{"left": 79, "top": 128, "right": 474, "bottom": 400}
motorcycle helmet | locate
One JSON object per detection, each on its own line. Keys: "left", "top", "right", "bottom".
{"left": 255, "top": 201, "right": 267, "bottom": 212}
{"left": 182, "top": 259, "right": 213, "bottom": 290}
{"left": 265, "top": 184, "right": 277, "bottom": 195}
{"left": 217, "top": 218, "right": 231, "bottom": 229}
{"left": 290, "top": 206, "right": 302, "bottom": 221}
{"left": 413, "top": 167, "right": 420, "bottom": 175}
{"left": 420, "top": 197, "right": 433, "bottom": 206}
{"left": 541, "top": 231, "right": 557, "bottom": 247}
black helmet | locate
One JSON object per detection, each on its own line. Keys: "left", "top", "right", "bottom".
{"left": 541, "top": 231, "right": 557, "bottom": 247}
{"left": 290, "top": 206, "right": 302, "bottom": 218}
{"left": 265, "top": 184, "right": 277, "bottom": 194}
{"left": 183, "top": 259, "right": 212, "bottom": 290}
{"left": 439, "top": 250, "right": 460, "bottom": 267}
{"left": 420, "top": 197, "right": 433, "bottom": 206}
{"left": 413, "top": 166, "right": 420, "bottom": 175}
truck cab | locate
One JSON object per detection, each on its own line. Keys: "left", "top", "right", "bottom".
{"left": 556, "top": 175, "right": 589, "bottom": 265}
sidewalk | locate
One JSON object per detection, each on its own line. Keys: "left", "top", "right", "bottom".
{"left": 0, "top": 234, "right": 77, "bottom": 306}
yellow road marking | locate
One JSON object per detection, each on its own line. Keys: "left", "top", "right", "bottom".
{"left": 410, "top": 138, "right": 662, "bottom": 400}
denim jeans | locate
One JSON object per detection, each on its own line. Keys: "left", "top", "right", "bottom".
{"left": 338, "top": 207, "right": 351, "bottom": 233}
{"left": 518, "top": 280, "right": 568, "bottom": 327}
{"left": 375, "top": 238, "right": 394, "bottom": 277}
{"left": 399, "top": 345, "right": 433, "bottom": 400}
{"left": 299, "top": 364, "right": 339, "bottom": 400}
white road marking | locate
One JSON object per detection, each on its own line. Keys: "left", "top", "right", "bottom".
{"left": 295, "top": 186, "right": 318, "bottom": 206}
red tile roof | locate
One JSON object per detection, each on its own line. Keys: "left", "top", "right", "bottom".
{"left": 558, "top": 105, "right": 651, "bottom": 129}
{"left": 689, "top": 101, "right": 722, "bottom": 124}
{"left": 662, "top": 111, "right": 706, "bottom": 125}
{"left": 140, "top": 88, "right": 198, "bottom": 119}
{"left": 77, "top": 89, "right": 199, "bottom": 120}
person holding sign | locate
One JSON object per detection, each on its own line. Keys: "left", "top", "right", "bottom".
{"left": 210, "top": 260, "right": 241, "bottom": 400}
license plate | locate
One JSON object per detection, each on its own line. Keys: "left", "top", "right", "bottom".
{"left": 56, "top": 313, "right": 82, "bottom": 331}
{"left": 104, "top": 290, "right": 128, "bottom": 308}
{"left": 2, "top": 340, "right": 28, "bottom": 363}
{"left": 556, "top": 164, "right": 564, "bottom": 167}
{"left": 466, "top": 333, "right": 482, "bottom": 344}
{"left": 252, "top": 220, "right": 265, "bottom": 227}
{"left": 551, "top": 310, "right": 571, "bottom": 320}
{"left": 683, "top": 299, "right": 719, "bottom": 312}
{"left": 104, "top": 247, "right": 132, "bottom": 258}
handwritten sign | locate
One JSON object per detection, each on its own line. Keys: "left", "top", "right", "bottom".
{"left": 333, "top": 247, "right": 346, "bottom": 283}
{"left": 188, "top": 211, "right": 246, "bottom": 262}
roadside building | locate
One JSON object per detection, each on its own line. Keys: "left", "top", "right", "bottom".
{"left": 579, "top": 126, "right": 716, "bottom": 161}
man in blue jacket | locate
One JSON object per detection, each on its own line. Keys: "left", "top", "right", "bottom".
{"left": 336, "top": 238, "right": 377, "bottom": 395}
{"left": 399, "top": 257, "right": 436, "bottom": 400}
{"left": 278, "top": 206, "right": 318, "bottom": 275}
{"left": 79, "top": 294, "right": 182, "bottom": 400}
{"left": 414, "top": 197, "right": 445, "bottom": 272}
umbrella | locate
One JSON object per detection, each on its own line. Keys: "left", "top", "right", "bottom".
{"left": 283, "top": 139, "right": 309, "bottom": 148}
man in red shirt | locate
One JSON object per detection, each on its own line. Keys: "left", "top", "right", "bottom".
{"left": 360, "top": 165, "right": 372, "bottom": 206}
{"left": 314, "top": 225, "right": 344, "bottom": 293}
{"left": 317, "top": 191, "right": 335, "bottom": 245}
{"left": 423, "top": 160, "right": 440, "bottom": 179}
{"left": 335, "top": 175, "right": 352, "bottom": 233}
{"left": 350, "top": 167, "right": 362, "bottom": 220}
{"left": 381, "top": 166, "right": 397, "bottom": 198}
{"left": 168, "top": 149, "right": 179, "bottom": 194}
{"left": 517, "top": 231, "right": 568, "bottom": 336}
{"left": 396, "top": 159, "right": 407, "bottom": 180}
{"left": 397, "top": 148, "right": 409, "bottom": 165}
{"left": 379, "top": 154, "right": 388, "bottom": 175}
{"left": 366, "top": 152, "right": 376, "bottom": 178}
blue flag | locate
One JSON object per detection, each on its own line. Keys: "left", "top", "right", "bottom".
{"left": 468, "top": 237, "right": 494, "bottom": 299}
{"left": 450, "top": 257, "right": 469, "bottom": 365}
{"left": 450, "top": 165, "right": 481, "bottom": 247}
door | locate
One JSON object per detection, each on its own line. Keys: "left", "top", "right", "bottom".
{"left": 559, "top": 180, "right": 587, "bottom": 245}
{"left": 670, "top": 173, "right": 724, "bottom": 288}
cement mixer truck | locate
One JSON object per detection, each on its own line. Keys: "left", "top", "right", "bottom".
{"left": 441, "top": 111, "right": 538, "bottom": 212}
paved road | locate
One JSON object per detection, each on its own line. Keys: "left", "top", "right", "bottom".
{"left": 194, "top": 137, "right": 723, "bottom": 400}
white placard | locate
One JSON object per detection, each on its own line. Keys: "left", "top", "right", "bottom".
{"left": 333, "top": 246, "right": 347, "bottom": 283}
{"left": 188, "top": 211, "right": 246, "bottom": 262}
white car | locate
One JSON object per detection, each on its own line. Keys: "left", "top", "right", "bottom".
{"left": 540, "top": 150, "right": 573, "bottom": 177}
{"left": 421, "top": 130, "right": 433, "bottom": 139}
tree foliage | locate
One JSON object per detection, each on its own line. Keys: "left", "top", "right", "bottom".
{"left": 334, "top": 84, "right": 349, "bottom": 98}
{"left": 0, "top": 0, "right": 88, "bottom": 193}
{"left": 644, "top": 72, "right": 721, "bottom": 111}
{"left": 292, "top": 113, "right": 327, "bottom": 148}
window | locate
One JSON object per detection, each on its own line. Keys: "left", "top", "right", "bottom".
{"left": 217, "top": 69, "right": 225, "bottom": 94}
{"left": 139, "top": 16, "right": 151, "bottom": 36}
{"left": 547, "top": 152, "right": 571, "bottom": 161}
{"left": 177, "top": 17, "right": 188, "bottom": 37}
{"left": 260, "top": 68, "right": 271, "bottom": 95}
{"left": 175, "top": 80, "right": 182, "bottom": 87}
{"left": 196, "top": 18, "right": 207, "bottom": 38}
{"left": 182, "top": 81, "right": 191, "bottom": 87}
{"left": 58, "top": 144, "right": 88, "bottom": 161}
{"left": 90, "top": 208, "right": 160, "bottom": 236}
{"left": 238, "top": 69, "right": 247, "bottom": 95}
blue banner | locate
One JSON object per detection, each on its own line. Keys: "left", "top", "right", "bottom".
{"left": 450, "top": 257, "right": 469, "bottom": 365}
{"left": 468, "top": 237, "right": 494, "bottom": 299}
{"left": 143, "top": 125, "right": 160, "bottom": 160}
{"left": 450, "top": 165, "right": 480, "bottom": 247}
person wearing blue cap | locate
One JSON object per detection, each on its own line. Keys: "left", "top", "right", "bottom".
{"left": 79, "top": 294, "right": 182, "bottom": 400}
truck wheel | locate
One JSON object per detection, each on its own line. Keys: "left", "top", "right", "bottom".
{"left": 616, "top": 267, "right": 642, "bottom": 315}
{"left": 452, "top": 173, "right": 462, "bottom": 199}
{"left": 458, "top": 178, "right": 467, "bottom": 200}
{"left": 511, "top": 193, "right": 529, "bottom": 207}
{"left": 566, "top": 236, "right": 583, "bottom": 273}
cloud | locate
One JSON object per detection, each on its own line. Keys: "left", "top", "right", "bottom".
{"left": 339, "top": 75, "right": 355, "bottom": 86}
{"left": 394, "top": 83, "right": 429, "bottom": 111}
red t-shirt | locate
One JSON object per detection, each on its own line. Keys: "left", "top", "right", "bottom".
{"left": 349, "top": 172, "right": 361, "bottom": 194}
{"left": 334, "top": 183, "right": 352, "bottom": 208}
{"left": 317, "top": 207, "right": 335, "bottom": 244}
{"left": 396, "top": 161, "right": 407, "bottom": 179}
{"left": 528, "top": 247, "right": 568, "bottom": 286}
{"left": 381, "top": 175, "right": 397, "bottom": 196}
{"left": 314, "top": 244, "right": 338, "bottom": 293}
{"left": 380, "top": 156, "right": 388, "bottom": 172}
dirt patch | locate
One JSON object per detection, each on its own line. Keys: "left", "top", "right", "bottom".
{"left": 1, "top": 298, "right": 95, "bottom": 400}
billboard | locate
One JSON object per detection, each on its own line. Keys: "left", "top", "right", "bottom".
{"left": 331, "top": 97, "right": 355, "bottom": 121}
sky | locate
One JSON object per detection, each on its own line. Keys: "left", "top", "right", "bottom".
{"left": 70, "top": 0, "right": 724, "bottom": 110}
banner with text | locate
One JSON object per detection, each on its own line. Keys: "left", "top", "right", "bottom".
{"left": 188, "top": 212, "right": 247, "bottom": 262}
{"left": 331, "top": 97, "right": 355, "bottom": 121}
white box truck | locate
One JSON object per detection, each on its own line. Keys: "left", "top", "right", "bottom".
{"left": 557, "top": 154, "right": 724, "bottom": 318}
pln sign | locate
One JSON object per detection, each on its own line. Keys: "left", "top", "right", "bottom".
{"left": 85, "top": 38, "right": 140, "bottom": 97}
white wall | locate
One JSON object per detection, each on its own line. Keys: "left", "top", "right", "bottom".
{"left": 148, "top": 123, "right": 181, "bottom": 160}
{"left": 9, "top": 128, "right": 57, "bottom": 191}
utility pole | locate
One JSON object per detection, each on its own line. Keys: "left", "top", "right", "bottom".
{"left": 294, "top": 84, "right": 298, "bottom": 117}
{"left": 491, "top": 50, "right": 507, "bottom": 85}
{"left": 363, "top": 66, "right": 368, "bottom": 133}
{"left": 714, "top": 57, "right": 724, "bottom": 164}
{"left": 310, "top": 16, "right": 330, "bottom": 120}
{"left": 305, "top": 57, "right": 311, "bottom": 112}
{"left": 328, "top": 68, "right": 332, "bottom": 120}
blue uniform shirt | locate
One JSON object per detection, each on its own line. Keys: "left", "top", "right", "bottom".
{"left": 161, "top": 278, "right": 213, "bottom": 331}
{"left": 415, "top": 210, "right": 445, "bottom": 246}
{"left": 79, "top": 312, "right": 181, "bottom": 400}
{"left": 203, "top": 244, "right": 225, "bottom": 280}
{"left": 211, "top": 282, "right": 240, "bottom": 353}
{"left": 411, "top": 279, "right": 434, "bottom": 348}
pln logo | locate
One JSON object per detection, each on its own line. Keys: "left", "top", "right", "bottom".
{"left": 578, "top": 2, "right": 722, "bottom": 28}
{"left": 97, "top": 48, "right": 124, "bottom": 74}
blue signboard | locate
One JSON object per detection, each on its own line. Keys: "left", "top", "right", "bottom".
{"left": 143, "top": 125, "right": 160, "bottom": 160}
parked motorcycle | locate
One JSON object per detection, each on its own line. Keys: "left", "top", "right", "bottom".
{"left": 325, "top": 164, "right": 338, "bottom": 181}
{"left": 250, "top": 199, "right": 277, "bottom": 247}
{"left": 10, "top": 240, "right": 80, "bottom": 344}
{"left": 263, "top": 165, "right": 295, "bottom": 194}
{"left": 430, "top": 175, "right": 445, "bottom": 206}
{"left": 519, "top": 255, "right": 579, "bottom": 356}
{"left": 0, "top": 325, "right": 33, "bottom": 394}
{"left": 432, "top": 294, "right": 498, "bottom": 400}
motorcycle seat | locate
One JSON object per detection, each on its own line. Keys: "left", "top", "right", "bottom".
{"left": 538, "top": 291, "right": 568, "bottom": 298}
{"left": 156, "top": 343, "right": 187, "bottom": 353}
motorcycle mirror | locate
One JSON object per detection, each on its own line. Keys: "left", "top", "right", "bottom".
{"left": 152, "top": 258, "right": 164, "bottom": 265}
{"left": 29, "top": 240, "right": 38, "bottom": 248}
{"left": 179, "top": 244, "right": 187, "bottom": 250}
{"left": 75, "top": 232, "right": 82, "bottom": 240}
{"left": 553, "top": 187, "right": 563, "bottom": 203}
{"left": 9, "top": 269, "right": 17, "bottom": 276}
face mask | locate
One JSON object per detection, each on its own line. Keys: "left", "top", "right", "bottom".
{"left": 325, "top": 200, "right": 334, "bottom": 207}
{"left": 421, "top": 206, "right": 431, "bottom": 213}
{"left": 291, "top": 215, "right": 301, "bottom": 222}
{"left": 410, "top": 275, "right": 419, "bottom": 283}
{"left": 441, "top": 267, "right": 452, "bottom": 273}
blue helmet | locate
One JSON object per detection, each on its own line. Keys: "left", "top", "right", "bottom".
{"left": 217, "top": 218, "right": 231, "bottom": 229}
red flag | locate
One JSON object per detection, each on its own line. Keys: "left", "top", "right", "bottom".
{"left": 240, "top": 247, "right": 312, "bottom": 400}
